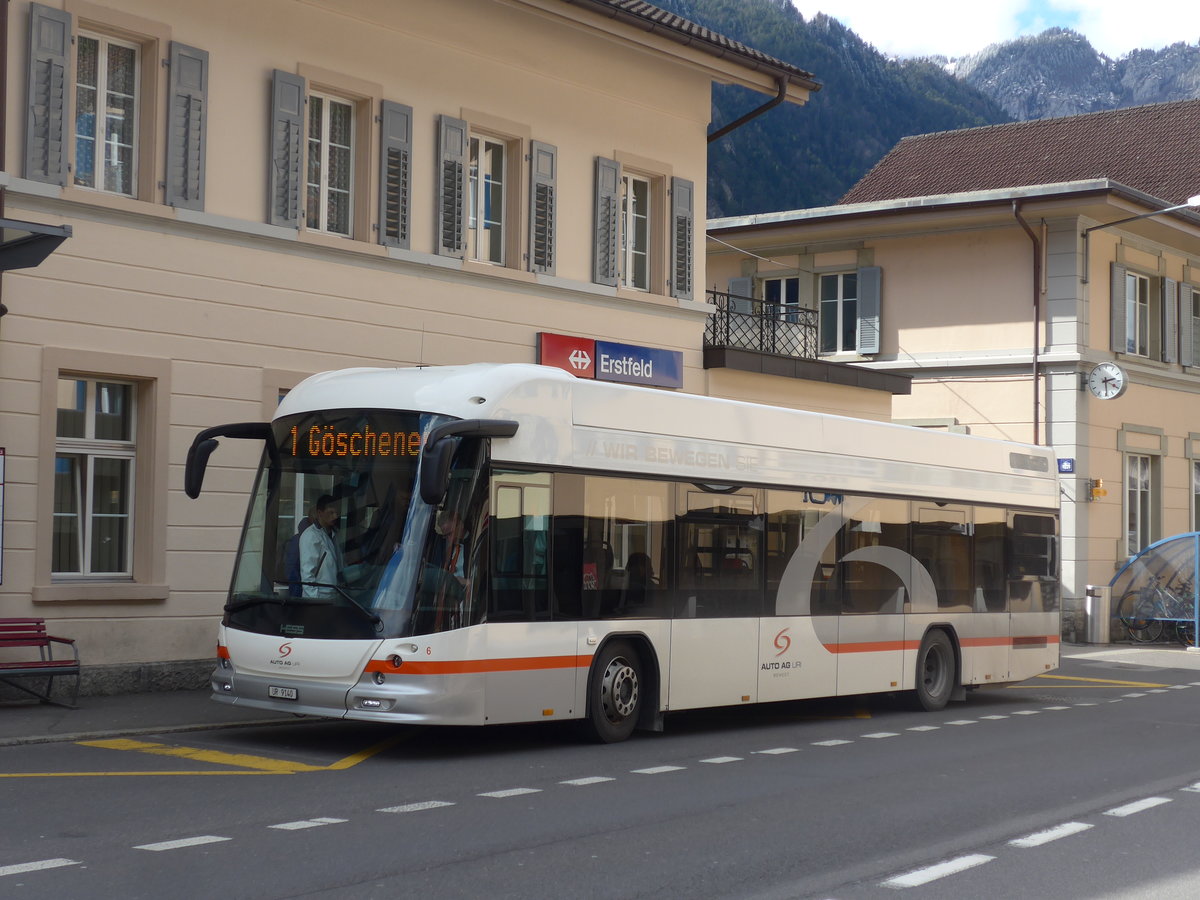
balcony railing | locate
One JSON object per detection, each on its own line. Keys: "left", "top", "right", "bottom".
{"left": 704, "top": 290, "right": 819, "bottom": 360}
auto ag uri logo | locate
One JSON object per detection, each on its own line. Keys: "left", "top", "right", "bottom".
{"left": 277, "top": 641, "right": 293, "bottom": 658}
{"left": 773, "top": 627, "right": 791, "bottom": 656}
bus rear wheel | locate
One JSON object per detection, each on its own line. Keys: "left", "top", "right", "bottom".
{"left": 913, "top": 630, "right": 955, "bottom": 711}
{"left": 584, "top": 640, "right": 642, "bottom": 743}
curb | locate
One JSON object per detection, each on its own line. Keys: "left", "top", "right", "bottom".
{"left": 0, "top": 715, "right": 309, "bottom": 748}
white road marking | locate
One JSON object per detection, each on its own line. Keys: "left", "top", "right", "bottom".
{"left": 812, "top": 739, "right": 852, "bottom": 746}
{"left": 134, "top": 836, "right": 231, "bottom": 852}
{"left": 269, "top": 817, "right": 347, "bottom": 830}
{"left": 1073, "top": 703, "right": 1097, "bottom": 707}
{"left": 479, "top": 787, "right": 542, "bottom": 798}
{"left": 1042, "top": 706, "right": 1070, "bottom": 710}
{"left": 882, "top": 854, "right": 994, "bottom": 888}
{"left": 1181, "top": 783, "right": 1200, "bottom": 793}
{"left": 1147, "top": 689, "right": 1169, "bottom": 694}
{"left": 1012, "top": 710, "right": 1041, "bottom": 715}
{"left": 861, "top": 732, "right": 899, "bottom": 739}
{"left": 907, "top": 726, "right": 939, "bottom": 732}
{"left": 1122, "top": 693, "right": 1146, "bottom": 698}
{"left": 754, "top": 747, "right": 800, "bottom": 754}
{"left": 701, "top": 756, "right": 742, "bottom": 764}
{"left": 0, "top": 858, "right": 81, "bottom": 877}
{"left": 1168, "top": 684, "right": 1190, "bottom": 689}
{"left": 1105, "top": 797, "right": 1172, "bottom": 817}
{"left": 944, "top": 720, "right": 977, "bottom": 725}
{"left": 1009, "top": 821, "right": 1093, "bottom": 847}
{"left": 561, "top": 776, "right": 616, "bottom": 786}
{"left": 377, "top": 800, "right": 455, "bottom": 813}
{"left": 980, "top": 714, "right": 1009, "bottom": 719}
{"left": 632, "top": 765, "right": 685, "bottom": 775}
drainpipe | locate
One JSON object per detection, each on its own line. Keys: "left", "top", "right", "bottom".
{"left": 0, "top": 0, "right": 9, "bottom": 319}
{"left": 1013, "top": 201, "right": 1042, "bottom": 445}
{"left": 707, "top": 76, "right": 788, "bottom": 143}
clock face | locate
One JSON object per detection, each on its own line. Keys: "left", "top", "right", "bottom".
{"left": 1087, "top": 362, "right": 1127, "bottom": 399}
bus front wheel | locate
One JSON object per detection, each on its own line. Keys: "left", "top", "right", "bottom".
{"left": 913, "top": 630, "right": 956, "bottom": 711}
{"left": 584, "top": 640, "right": 642, "bottom": 743}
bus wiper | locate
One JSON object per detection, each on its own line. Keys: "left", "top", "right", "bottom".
{"left": 268, "top": 580, "right": 383, "bottom": 629}
{"left": 225, "top": 594, "right": 286, "bottom": 613}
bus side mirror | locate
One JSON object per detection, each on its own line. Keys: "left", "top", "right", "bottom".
{"left": 184, "top": 422, "right": 274, "bottom": 499}
{"left": 419, "top": 418, "right": 519, "bottom": 505}
{"left": 184, "top": 438, "right": 220, "bottom": 499}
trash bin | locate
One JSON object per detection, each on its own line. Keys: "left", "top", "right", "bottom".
{"left": 1084, "top": 584, "right": 1111, "bottom": 644}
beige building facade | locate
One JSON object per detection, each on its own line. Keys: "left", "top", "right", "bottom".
{"left": 709, "top": 171, "right": 1200, "bottom": 633}
{"left": 2, "top": 0, "right": 915, "bottom": 682}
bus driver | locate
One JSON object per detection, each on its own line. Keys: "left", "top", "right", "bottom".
{"left": 300, "top": 494, "right": 343, "bottom": 598}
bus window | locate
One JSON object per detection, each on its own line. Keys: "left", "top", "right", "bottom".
{"left": 841, "top": 498, "right": 909, "bottom": 614}
{"left": 974, "top": 507, "right": 1007, "bottom": 612}
{"left": 572, "top": 476, "right": 671, "bottom": 619}
{"left": 912, "top": 504, "right": 972, "bottom": 611}
{"left": 489, "top": 472, "right": 551, "bottom": 621}
{"left": 765, "top": 489, "right": 838, "bottom": 616}
{"left": 1008, "top": 512, "right": 1059, "bottom": 612}
{"left": 677, "top": 487, "right": 763, "bottom": 618}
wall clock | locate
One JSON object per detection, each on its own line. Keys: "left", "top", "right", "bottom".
{"left": 1086, "top": 362, "right": 1127, "bottom": 400}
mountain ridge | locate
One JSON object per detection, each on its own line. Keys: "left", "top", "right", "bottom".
{"left": 654, "top": 0, "right": 1200, "bottom": 216}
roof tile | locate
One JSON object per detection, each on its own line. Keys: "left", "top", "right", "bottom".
{"left": 839, "top": 99, "right": 1200, "bottom": 206}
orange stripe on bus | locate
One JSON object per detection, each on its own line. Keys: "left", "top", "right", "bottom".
{"left": 825, "top": 634, "right": 1059, "bottom": 654}
{"left": 821, "top": 640, "right": 920, "bottom": 654}
{"left": 364, "top": 654, "right": 594, "bottom": 676}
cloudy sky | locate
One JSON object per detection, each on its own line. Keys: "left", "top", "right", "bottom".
{"left": 790, "top": 0, "right": 1200, "bottom": 59}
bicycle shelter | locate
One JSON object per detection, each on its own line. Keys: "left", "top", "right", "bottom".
{"left": 1110, "top": 532, "right": 1200, "bottom": 648}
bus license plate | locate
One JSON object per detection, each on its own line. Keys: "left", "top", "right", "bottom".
{"left": 268, "top": 685, "right": 297, "bottom": 700}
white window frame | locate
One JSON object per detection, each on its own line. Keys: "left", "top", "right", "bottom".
{"left": 819, "top": 271, "right": 859, "bottom": 355}
{"left": 762, "top": 275, "right": 803, "bottom": 321}
{"left": 1126, "top": 452, "right": 1155, "bottom": 557}
{"left": 468, "top": 133, "right": 507, "bottom": 265}
{"left": 1124, "top": 271, "right": 1152, "bottom": 357}
{"left": 621, "top": 173, "right": 651, "bottom": 291}
{"left": 306, "top": 90, "right": 355, "bottom": 236}
{"left": 1192, "top": 459, "right": 1200, "bottom": 533}
{"left": 74, "top": 30, "right": 140, "bottom": 196}
{"left": 53, "top": 378, "right": 137, "bottom": 579}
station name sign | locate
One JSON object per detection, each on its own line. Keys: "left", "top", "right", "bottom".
{"left": 537, "top": 333, "right": 683, "bottom": 388}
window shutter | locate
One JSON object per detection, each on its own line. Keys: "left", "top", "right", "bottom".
{"left": 593, "top": 157, "right": 621, "bottom": 286}
{"left": 528, "top": 140, "right": 556, "bottom": 275}
{"left": 436, "top": 115, "right": 467, "bottom": 258}
{"left": 268, "top": 70, "right": 306, "bottom": 227}
{"left": 670, "top": 177, "right": 695, "bottom": 300}
{"left": 378, "top": 100, "right": 412, "bottom": 249}
{"left": 1183, "top": 282, "right": 1197, "bottom": 367}
{"left": 1163, "top": 277, "right": 1179, "bottom": 363}
{"left": 728, "top": 276, "right": 753, "bottom": 313}
{"left": 164, "top": 43, "right": 208, "bottom": 210}
{"left": 1110, "top": 263, "right": 1127, "bottom": 353}
{"left": 856, "top": 266, "right": 882, "bottom": 354}
{"left": 25, "top": 3, "right": 72, "bottom": 185}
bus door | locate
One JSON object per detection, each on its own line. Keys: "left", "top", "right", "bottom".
{"left": 670, "top": 486, "right": 762, "bottom": 710}
{"left": 835, "top": 498, "right": 908, "bottom": 696}
{"left": 485, "top": 472, "right": 576, "bottom": 723}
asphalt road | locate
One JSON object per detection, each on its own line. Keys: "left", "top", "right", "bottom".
{"left": 3, "top": 651, "right": 1200, "bottom": 899}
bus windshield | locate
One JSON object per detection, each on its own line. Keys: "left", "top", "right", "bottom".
{"left": 225, "top": 408, "right": 479, "bottom": 640}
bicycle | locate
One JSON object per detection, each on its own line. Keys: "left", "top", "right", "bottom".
{"left": 1117, "top": 575, "right": 1198, "bottom": 645}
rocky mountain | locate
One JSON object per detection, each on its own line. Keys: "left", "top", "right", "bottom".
{"left": 653, "top": 0, "right": 1200, "bottom": 218}
{"left": 951, "top": 28, "right": 1200, "bottom": 120}
{"left": 653, "top": 0, "right": 1011, "bottom": 216}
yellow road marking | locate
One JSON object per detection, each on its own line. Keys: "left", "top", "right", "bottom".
{"left": 324, "top": 733, "right": 414, "bottom": 770}
{"left": 0, "top": 731, "right": 420, "bottom": 779}
{"left": 79, "top": 738, "right": 325, "bottom": 773}
{"left": 0, "top": 770, "right": 279, "bottom": 778}
{"left": 1032, "top": 674, "right": 1169, "bottom": 688}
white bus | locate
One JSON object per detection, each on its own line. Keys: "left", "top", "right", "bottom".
{"left": 185, "top": 363, "right": 1060, "bottom": 742}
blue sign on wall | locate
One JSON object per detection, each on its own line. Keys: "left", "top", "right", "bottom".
{"left": 593, "top": 340, "right": 683, "bottom": 388}
{"left": 1058, "top": 458, "right": 1075, "bottom": 474}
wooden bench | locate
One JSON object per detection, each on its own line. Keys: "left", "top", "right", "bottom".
{"left": 0, "top": 618, "right": 80, "bottom": 708}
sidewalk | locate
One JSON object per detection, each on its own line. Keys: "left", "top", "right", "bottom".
{"left": 0, "top": 687, "right": 299, "bottom": 747}
{"left": 3, "top": 641, "right": 1200, "bottom": 748}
